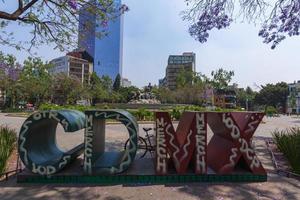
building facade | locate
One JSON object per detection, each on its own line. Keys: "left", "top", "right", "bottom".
{"left": 165, "top": 52, "right": 196, "bottom": 90}
{"left": 158, "top": 77, "right": 167, "bottom": 88}
{"left": 50, "top": 55, "right": 93, "bottom": 83}
{"left": 287, "top": 81, "right": 300, "bottom": 114}
{"left": 121, "top": 77, "right": 132, "bottom": 87}
{"left": 213, "top": 89, "right": 237, "bottom": 109}
{"left": 78, "top": 0, "right": 123, "bottom": 81}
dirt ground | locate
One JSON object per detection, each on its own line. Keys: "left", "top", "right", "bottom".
{"left": 0, "top": 114, "right": 300, "bottom": 200}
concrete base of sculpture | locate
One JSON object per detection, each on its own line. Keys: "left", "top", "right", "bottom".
{"left": 17, "top": 157, "right": 267, "bottom": 184}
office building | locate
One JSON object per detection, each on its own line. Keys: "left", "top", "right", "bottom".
{"left": 50, "top": 54, "right": 93, "bottom": 83}
{"left": 287, "top": 81, "right": 300, "bottom": 114}
{"left": 78, "top": 0, "right": 123, "bottom": 81}
{"left": 164, "top": 52, "right": 196, "bottom": 90}
{"left": 122, "top": 78, "right": 132, "bottom": 87}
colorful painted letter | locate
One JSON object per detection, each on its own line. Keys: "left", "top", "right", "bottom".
{"left": 155, "top": 112, "right": 207, "bottom": 174}
{"left": 84, "top": 110, "right": 138, "bottom": 175}
{"left": 207, "top": 112, "right": 266, "bottom": 175}
{"left": 18, "top": 110, "right": 86, "bottom": 175}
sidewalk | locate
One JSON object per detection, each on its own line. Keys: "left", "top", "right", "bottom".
{"left": 0, "top": 139, "right": 299, "bottom": 200}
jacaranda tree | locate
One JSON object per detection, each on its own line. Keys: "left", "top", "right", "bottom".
{"left": 183, "top": 0, "right": 300, "bottom": 49}
{"left": 0, "top": 0, "right": 128, "bottom": 52}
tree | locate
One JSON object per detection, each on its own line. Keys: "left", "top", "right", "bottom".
{"left": 176, "top": 69, "right": 194, "bottom": 88}
{"left": 254, "top": 82, "right": 289, "bottom": 112}
{"left": 236, "top": 86, "right": 256, "bottom": 110}
{"left": 117, "top": 86, "right": 140, "bottom": 103}
{"left": 113, "top": 73, "right": 121, "bottom": 91}
{"left": 87, "top": 72, "right": 109, "bottom": 105}
{"left": 0, "top": 0, "right": 128, "bottom": 52}
{"left": 176, "top": 69, "right": 207, "bottom": 89}
{"left": 183, "top": 0, "right": 300, "bottom": 49}
{"left": 153, "top": 87, "right": 176, "bottom": 104}
{"left": 100, "top": 75, "right": 112, "bottom": 91}
{"left": 18, "top": 57, "right": 53, "bottom": 106}
{"left": 210, "top": 68, "right": 234, "bottom": 89}
{"left": 51, "top": 73, "right": 85, "bottom": 105}
{"left": 174, "top": 84, "right": 205, "bottom": 105}
{"left": 0, "top": 52, "right": 22, "bottom": 108}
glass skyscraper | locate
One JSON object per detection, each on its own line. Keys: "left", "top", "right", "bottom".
{"left": 78, "top": 0, "right": 123, "bottom": 81}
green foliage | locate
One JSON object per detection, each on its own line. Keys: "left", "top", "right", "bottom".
{"left": 19, "top": 57, "right": 53, "bottom": 106}
{"left": 113, "top": 74, "right": 121, "bottom": 91}
{"left": 0, "top": 52, "right": 22, "bottom": 108}
{"left": 157, "top": 68, "right": 235, "bottom": 106}
{"left": 0, "top": 0, "right": 122, "bottom": 53}
{"left": 176, "top": 69, "right": 195, "bottom": 88}
{"left": 51, "top": 73, "right": 86, "bottom": 105}
{"left": 176, "top": 70, "right": 206, "bottom": 88}
{"left": 87, "top": 73, "right": 139, "bottom": 104}
{"left": 210, "top": 68, "right": 234, "bottom": 89}
{"left": 38, "top": 103, "right": 241, "bottom": 122}
{"left": 272, "top": 128, "right": 300, "bottom": 174}
{"left": 171, "top": 107, "right": 183, "bottom": 120}
{"left": 236, "top": 86, "right": 256, "bottom": 110}
{"left": 86, "top": 72, "right": 109, "bottom": 105}
{"left": 254, "top": 82, "right": 288, "bottom": 112}
{"left": 129, "top": 108, "right": 154, "bottom": 121}
{"left": 117, "top": 86, "right": 140, "bottom": 103}
{"left": 153, "top": 87, "right": 176, "bottom": 104}
{"left": 100, "top": 75, "right": 113, "bottom": 91}
{"left": 39, "top": 103, "right": 93, "bottom": 112}
{"left": 0, "top": 126, "right": 17, "bottom": 175}
{"left": 265, "top": 106, "right": 277, "bottom": 116}
{"left": 155, "top": 85, "right": 205, "bottom": 105}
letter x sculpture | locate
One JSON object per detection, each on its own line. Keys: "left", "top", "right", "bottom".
{"left": 207, "top": 112, "right": 266, "bottom": 175}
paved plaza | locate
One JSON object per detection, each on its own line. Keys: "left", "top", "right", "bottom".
{"left": 0, "top": 113, "right": 300, "bottom": 199}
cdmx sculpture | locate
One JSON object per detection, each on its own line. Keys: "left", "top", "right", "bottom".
{"left": 17, "top": 109, "right": 267, "bottom": 184}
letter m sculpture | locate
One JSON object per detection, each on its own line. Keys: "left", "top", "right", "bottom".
{"left": 155, "top": 112, "right": 207, "bottom": 175}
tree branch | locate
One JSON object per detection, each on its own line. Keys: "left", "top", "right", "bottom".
{"left": 18, "top": 0, "right": 23, "bottom": 10}
{"left": 0, "top": 0, "right": 39, "bottom": 20}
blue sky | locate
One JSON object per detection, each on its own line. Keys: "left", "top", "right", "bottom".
{"left": 1, "top": 0, "right": 300, "bottom": 88}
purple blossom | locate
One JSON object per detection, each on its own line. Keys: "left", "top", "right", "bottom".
{"left": 68, "top": 0, "right": 78, "bottom": 10}
{"left": 0, "top": 61, "right": 21, "bottom": 81}
{"left": 101, "top": 19, "right": 108, "bottom": 28}
{"left": 188, "top": 1, "right": 232, "bottom": 43}
{"left": 258, "top": 1, "right": 300, "bottom": 49}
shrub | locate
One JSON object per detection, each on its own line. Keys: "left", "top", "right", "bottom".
{"left": 0, "top": 126, "right": 17, "bottom": 175}
{"left": 171, "top": 107, "right": 183, "bottom": 120}
{"left": 272, "top": 128, "right": 300, "bottom": 174}
{"left": 265, "top": 106, "right": 277, "bottom": 116}
{"left": 133, "top": 108, "right": 153, "bottom": 121}
{"left": 39, "top": 103, "right": 93, "bottom": 112}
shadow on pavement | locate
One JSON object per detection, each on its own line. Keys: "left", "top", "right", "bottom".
{"left": 0, "top": 138, "right": 300, "bottom": 200}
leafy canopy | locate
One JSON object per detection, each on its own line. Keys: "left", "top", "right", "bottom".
{"left": 183, "top": 0, "right": 300, "bottom": 49}
{"left": 0, "top": 0, "right": 128, "bottom": 52}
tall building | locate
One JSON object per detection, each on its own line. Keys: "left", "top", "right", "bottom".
{"left": 78, "top": 0, "right": 123, "bottom": 81}
{"left": 164, "top": 52, "right": 196, "bottom": 90}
